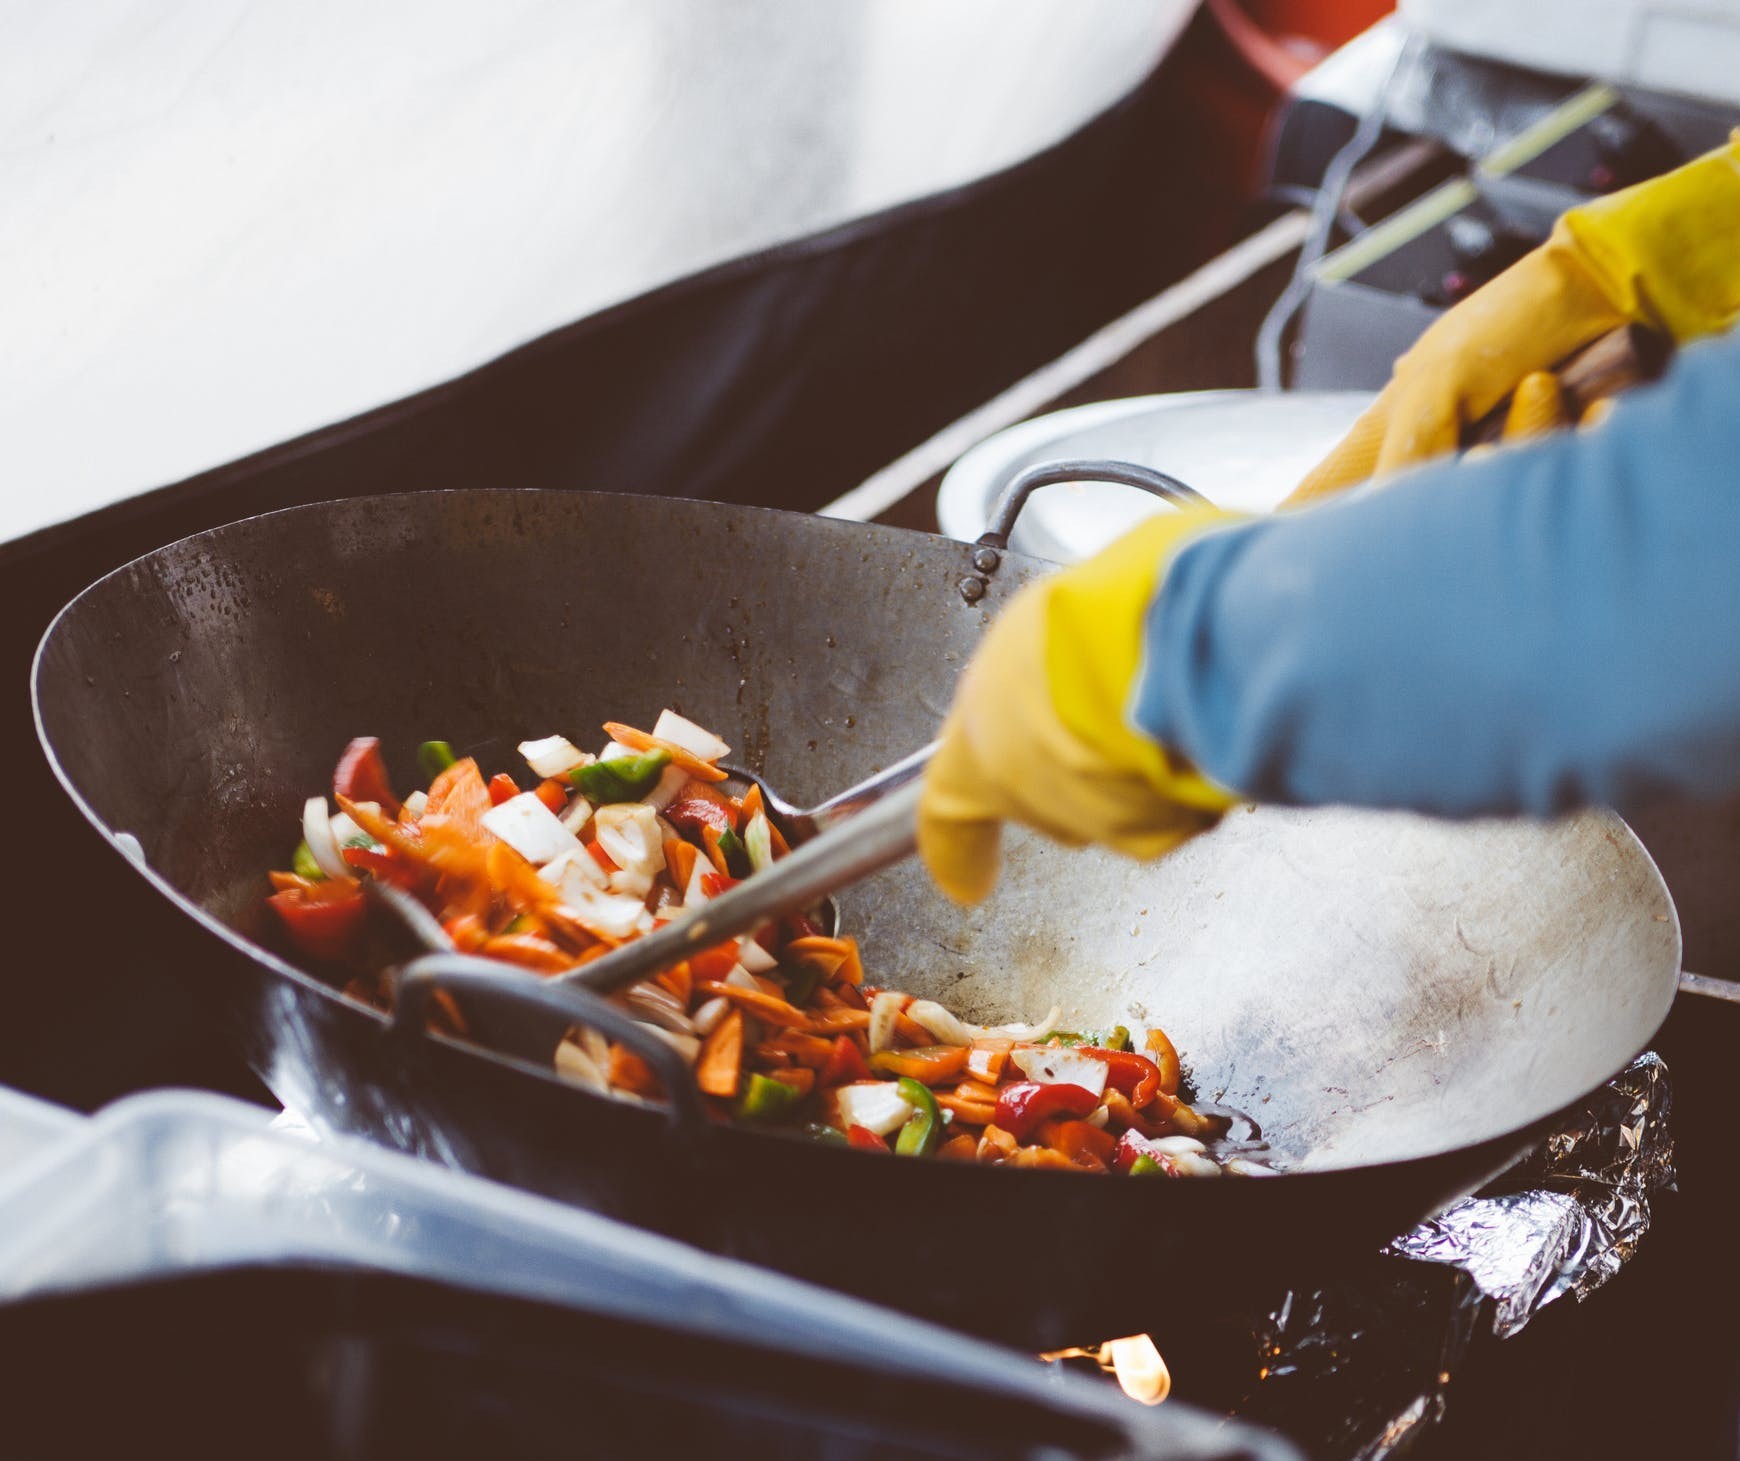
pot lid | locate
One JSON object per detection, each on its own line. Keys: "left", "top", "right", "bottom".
{"left": 936, "top": 389, "right": 1374, "bottom": 564}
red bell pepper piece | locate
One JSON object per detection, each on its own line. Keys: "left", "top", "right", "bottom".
{"left": 782, "top": 911, "right": 826, "bottom": 943}
{"left": 820, "top": 1035, "right": 871, "bottom": 1087}
{"left": 846, "top": 1124, "right": 889, "bottom": 1153}
{"left": 664, "top": 795, "right": 735, "bottom": 837}
{"left": 269, "top": 883, "right": 368, "bottom": 961}
{"left": 487, "top": 773, "right": 519, "bottom": 806}
{"left": 534, "top": 778, "right": 568, "bottom": 814}
{"left": 1114, "top": 1129, "right": 1182, "bottom": 1174}
{"left": 993, "top": 1080, "right": 1100, "bottom": 1143}
{"left": 333, "top": 737, "right": 399, "bottom": 816}
{"left": 1090, "top": 1049, "right": 1165, "bottom": 1109}
{"left": 689, "top": 941, "right": 740, "bottom": 983}
{"left": 699, "top": 872, "right": 739, "bottom": 898}
{"left": 340, "top": 843, "right": 419, "bottom": 891}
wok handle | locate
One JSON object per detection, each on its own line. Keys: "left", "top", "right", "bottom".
{"left": 974, "top": 458, "right": 1211, "bottom": 553}
{"left": 565, "top": 780, "right": 922, "bottom": 997}
{"left": 389, "top": 950, "right": 707, "bottom": 1130}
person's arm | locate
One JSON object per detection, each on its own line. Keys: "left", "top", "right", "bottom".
{"left": 1137, "top": 328, "right": 1740, "bottom": 818}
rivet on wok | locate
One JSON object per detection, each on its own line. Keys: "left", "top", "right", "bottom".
{"left": 971, "top": 547, "right": 1001, "bottom": 574}
{"left": 958, "top": 576, "right": 988, "bottom": 604}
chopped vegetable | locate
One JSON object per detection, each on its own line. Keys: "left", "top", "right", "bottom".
{"left": 480, "top": 791, "right": 583, "bottom": 866}
{"left": 271, "top": 718, "right": 1258, "bottom": 1179}
{"left": 517, "top": 735, "right": 588, "bottom": 779}
{"left": 417, "top": 740, "right": 458, "bottom": 781}
{"left": 993, "top": 1081, "right": 1100, "bottom": 1143}
{"left": 834, "top": 1081, "right": 915, "bottom": 1137}
{"left": 893, "top": 1077, "right": 942, "bottom": 1157}
{"left": 1128, "top": 1154, "right": 1164, "bottom": 1176}
{"left": 572, "top": 748, "right": 672, "bottom": 804}
{"left": 291, "top": 840, "right": 328, "bottom": 882}
{"left": 737, "top": 1072, "right": 806, "bottom": 1122}
{"left": 333, "top": 737, "right": 399, "bottom": 816}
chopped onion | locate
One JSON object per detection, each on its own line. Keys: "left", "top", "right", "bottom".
{"left": 328, "top": 811, "right": 368, "bottom": 848}
{"left": 1143, "top": 1135, "right": 1208, "bottom": 1156}
{"left": 401, "top": 790, "right": 428, "bottom": 818}
{"left": 519, "top": 735, "right": 590, "bottom": 779}
{"left": 834, "top": 1082, "right": 914, "bottom": 1137}
{"left": 301, "top": 797, "right": 350, "bottom": 880}
{"left": 626, "top": 982, "right": 694, "bottom": 1033}
{"left": 985, "top": 1005, "right": 1063, "bottom": 1043}
{"left": 481, "top": 792, "right": 582, "bottom": 865}
{"left": 1010, "top": 1045, "right": 1109, "bottom": 1098}
{"left": 593, "top": 803, "right": 665, "bottom": 879}
{"left": 724, "top": 964, "right": 759, "bottom": 991}
{"left": 692, "top": 997, "right": 730, "bottom": 1035}
{"left": 554, "top": 1040, "right": 606, "bottom": 1091}
{"left": 1085, "top": 1103, "right": 1110, "bottom": 1130}
{"left": 1225, "top": 1157, "right": 1281, "bottom": 1178}
{"left": 579, "top": 1026, "right": 610, "bottom": 1068}
{"left": 683, "top": 858, "right": 712, "bottom": 908}
{"left": 640, "top": 763, "right": 688, "bottom": 814}
{"left": 652, "top": 709, "right": 730, "bottom": 762}
{"left": 744, "top": 811, "right": 773, "bottom": 873}
{"left": 868, "top": 990, "right": 905, "bottom": 1054}
{"left": 1170, "top": 1152, "right": 1223, "bottom": 1178}
{"left": 906, "top": 1000, "right": 979, "bottom": 1047}
{"left": 608, "top": 866, "right": 655, "bottom": 899}
{"left": 736, "top": 936, "right": 778, "bottom": 975}
{"left": 600, "top": 741, "right": 637, "bottom": 762}
{"left": 560, "top": 796, "right": 594, "bottom": 835}
{"left": 540, "top": 849, "right": 607, "bottom": 900}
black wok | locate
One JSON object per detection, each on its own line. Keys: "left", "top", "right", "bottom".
{"left": 32, "top": 489, "right": 1680, "bottom": 1348}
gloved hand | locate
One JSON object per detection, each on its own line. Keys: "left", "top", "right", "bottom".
{"left": 1287, "top": 131, "right": 1740, "bottom": 505}
{"left": 919, "top": 509, "right": 1241, "bottom": 905}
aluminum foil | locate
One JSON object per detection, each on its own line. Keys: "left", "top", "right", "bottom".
{"left": 1386, "top": 1050, "right": 1674, "bottom": 1336}
{"left": 1244, "top": 1052, "right": 1674, "bottom": 1459}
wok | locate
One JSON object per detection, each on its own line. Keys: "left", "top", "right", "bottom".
{"left": 32, "top": 488, "right": 1680, "bottom": 1348}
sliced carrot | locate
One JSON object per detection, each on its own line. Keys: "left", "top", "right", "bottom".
{"left": 268, "top": 870, "right": 318, "bottom": 893}
{"left": 480, "top": 933, "right": 572, "bottom": 974}
{"left": 608, "top": 1044, "right": 663, "bottom": 1099}
{"left": 656, "top": 960, "right": 692, "bottom": 1007}
{"left": 804, "top": 1008, "right": 871, "bottom": 1035}
{"left": 767, "top": 1031, "right": 838, "bottom": 1069}
{"left": 689, "top": 942, "right": 739, "bottom": 983}
{"left": 977, "top": 1125, "right": 1019, "bottom": 1162}
{"left": 425, "top": 757, "right": 490, "bottom": 828}
{"left": 893, "top": 1011, "right": 932, "bottom": 1046}
{"left": 951, "top": 1077, "right": 1002, "bottom": 1104}
{"left": 443, "top": 914, "right": 490, "bottom": 952}
{"left": 663, "top": 838, "right": 698, "bottom": 893}
{"left": 868, "top": 1044, "right": 968, "bottom": 1085}
{"left": 936, "top": 1092, "right": 999, "bottom": 1127}
{"left": 739, "top": 783, "right": 764, "bottom": 820}
{"left": 694, "top": 980, "right": 809, "bottom": 1029}
{"left": 1011, "top": 1145, "right": 1076, "bottom": 1170}
{"left": 1145, "top": 1026, "right": 1182, "bottom": 1097}
{"left": 534, "top": 778, "right": 568, "bottom": 814}
{"left": 766, "top": 1065, "right": 815, "bottom": 1098}
{"left": 966, "top": 1039, "right": 1013, "bottom": 1084}
{"left": 937, "top": 1133, "right": 979, "bottom": 1162}
{"left": 602, "top": 723, "right": 728, "bottom": 782}
{"left": 696, "top": 1009, "right": 745, "bottom": 1098}
{"left": 1038, "top": 1118, "right": 1117, "bottom": 1169}
{"left": 699, "top": 825, "right": 732, "bottom": 876}
{"left": 751, "top": 1042, "right": 793, "bottom": 1067}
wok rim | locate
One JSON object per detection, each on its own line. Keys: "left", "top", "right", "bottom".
{"left": 29, "top": 486, "right": 1685, "bottom": 1183}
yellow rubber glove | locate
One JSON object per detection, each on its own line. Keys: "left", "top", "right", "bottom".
{"left": 1287, "top": 131, "right": 1740, "bottom": 505}
{"left": 919, "top": 509, "right": 1241, "bottom": 905}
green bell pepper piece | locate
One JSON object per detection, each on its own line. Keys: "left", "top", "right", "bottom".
{"left": 417, "top": 740, "right": 457, "bottom": 781}
{"left": 736, "top": 1072, "right": 805, "bottom": 1122}
{"left": 571, "top": 749, "right": 672, "bottom": 803}
{"left": 291, "top": 840, "right": 328, "bottom": 882}
{"left": 716, "top": 827, "right": 751, "bottom": 879}
{"left": 803, "top": 1122, "right": 848, "bottom": 1148}
{"left": 1129, "top": 1154, "right": 1164, "bottom": 1176}
{"left": 894, "top": 1077, "right": 942, "bottom": 1157}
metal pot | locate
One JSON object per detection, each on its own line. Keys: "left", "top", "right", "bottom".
{"left": 32, "top": 488, "right": 1679, "bottom": 1346}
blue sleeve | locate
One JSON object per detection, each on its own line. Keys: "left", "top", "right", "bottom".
{"left": 1133, "top": 328, "right": 1740, "bottom": 819}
